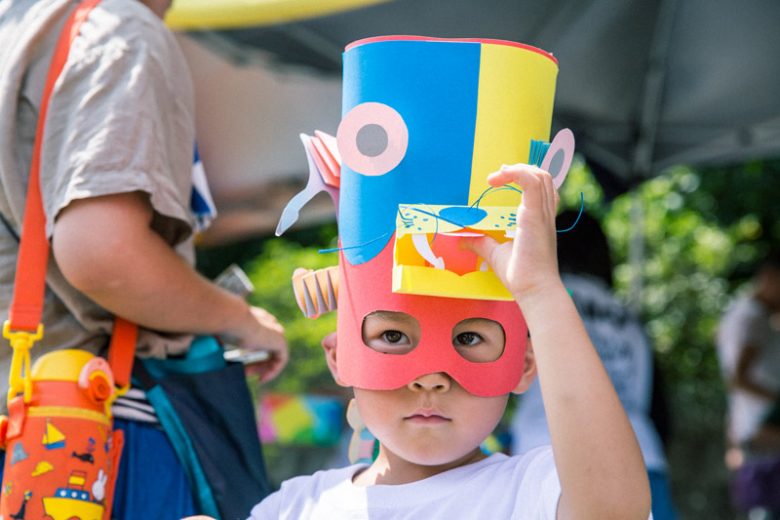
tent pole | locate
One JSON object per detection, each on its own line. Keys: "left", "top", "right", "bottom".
{"left": 627, "top": 0, "right": 678, "bottom": 312}
{"left": 628, "top": 191, "right": 644, "bottom": 312}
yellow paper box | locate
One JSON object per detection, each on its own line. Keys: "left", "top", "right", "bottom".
{"left": 393, "top": 203, "right": 519, "bottom": 300}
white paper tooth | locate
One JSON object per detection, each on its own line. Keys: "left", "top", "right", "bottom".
{"left": 314, "top": 275, "right": 327, "bottom": 314}
{"left": 325, "top": 270, "right": 337, "bottom": 311}
{"left": 301, "top": 278, "right": 317, "bottom": 317}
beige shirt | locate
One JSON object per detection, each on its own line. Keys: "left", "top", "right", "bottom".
{"left": 0, "top": 0, "right": 196, "bottom": 394}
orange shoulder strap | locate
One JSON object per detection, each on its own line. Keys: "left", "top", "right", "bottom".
{"left": 7, "top": 0, "right": 136, "bottom": 388}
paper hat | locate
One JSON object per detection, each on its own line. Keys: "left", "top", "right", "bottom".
{"left": 281, "top": 36, "right": 571, "bottom": 397}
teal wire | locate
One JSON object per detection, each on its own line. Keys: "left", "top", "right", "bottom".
{"left": 556, "top": 192, "right": 585, "bottom": 233}
{"left": 319, "top": 189, "right": 584, "bottom": 254}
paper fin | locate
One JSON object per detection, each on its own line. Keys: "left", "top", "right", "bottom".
{"left": 312, "top": 131, "right": 341, "bottom": 187}
{"left": 292, "top": 266, "right": 339, "bottom": 318}
{"left": 275, "top": 132, "right": 340, "bottom": 236}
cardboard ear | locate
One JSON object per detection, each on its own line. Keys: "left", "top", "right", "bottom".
{"left": 321, "top": 332, "right": 349, "bottom": 387}
{"left": 511, "top": 340, "right": 537, "bottom": 395}
{"left": 541, "top": 128, "right": 575, "bottom": 190}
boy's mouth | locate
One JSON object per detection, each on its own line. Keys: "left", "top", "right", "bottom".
{"left": 404, "top": 408, "right": 451, "bottom": 424}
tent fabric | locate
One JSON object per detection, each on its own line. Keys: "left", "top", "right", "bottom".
{"left": 187, "top": 0, "right": 780, "bottom": 198}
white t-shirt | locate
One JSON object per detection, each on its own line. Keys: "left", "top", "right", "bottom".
{"left": 717, "top": 295, "right": 780, "bottom": 443}
{"left": 249, "top": 447, "right": 561, "bottom": 520}
{"left": 512, "top": 274, "right": 668, "bottom": 472}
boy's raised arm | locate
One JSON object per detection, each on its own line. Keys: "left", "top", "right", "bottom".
{"left": 465, "top": 164, "right": 651, "bottom": 520}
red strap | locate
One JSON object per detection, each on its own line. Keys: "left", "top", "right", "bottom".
{"left": 8, "top": 0, "right": 137, "bottom": 380}
{"left": 108, "top": 317, "right": 137, "bottom": 389}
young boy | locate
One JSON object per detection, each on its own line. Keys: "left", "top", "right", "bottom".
{"left": 253, "top": 36, "right": 651, "bottom": 519}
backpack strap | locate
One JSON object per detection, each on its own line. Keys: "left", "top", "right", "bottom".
{"left": 2, "top": 0, "right": 136, "bottom": 400}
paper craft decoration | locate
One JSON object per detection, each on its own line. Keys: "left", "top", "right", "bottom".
{"left": 276, "top": 133, "right": 340, "bottom": 236}
{"left": 543, "top": 128, "right": 575, "bottom": 189}
{"left": 292, "top": 267, "right": 339, "bottom": 318}
{"left": 337, "top": 36, "right": 560, "bottom": 267}
{"left": 277, "top": 36, "right": 574, "bottom": 397}
{"left": 393, "top": 204, "right": 517, "bottom": 300}
{"left": 257, "top": 393, "right": 344, "bottom": 447}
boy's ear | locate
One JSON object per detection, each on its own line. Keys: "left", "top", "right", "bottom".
{"left": 511, "top": 340, "right": 537, "bottom": 395}
{"left": 321, "top": 332, "right": 349, "bottom": 387}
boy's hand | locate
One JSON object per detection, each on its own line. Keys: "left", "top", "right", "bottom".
{"left": 463, "top": 164, "right": 563, "bottom": 305}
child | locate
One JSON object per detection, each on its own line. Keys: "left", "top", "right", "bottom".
{"left": 254, "top": 36, "right": 651, "bottom": 519}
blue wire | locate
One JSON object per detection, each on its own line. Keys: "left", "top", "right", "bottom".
{"left": 318, "top": 230, "right": 393, "bottom": 254}
{"left": 320, "top": 188, "right": 584, "bottom": 254}
{"left": 556, "top": 192, "right": 585, "bottom": 233}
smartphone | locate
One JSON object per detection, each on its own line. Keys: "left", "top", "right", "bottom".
{"left": 214, "top": 264, "right": 270, "bottom": 364}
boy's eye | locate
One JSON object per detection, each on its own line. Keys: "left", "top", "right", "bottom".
{"left": 362, "top": 310, "right": 420, "bottom": 355}
{"left": 453, "top": 332, "right": 482, "bottom": 347}
{"left": 452, "top": 318, "right": 505, "bottom": 363}
{"left": 382, "top": 330, "right": 407, "bottom": 344}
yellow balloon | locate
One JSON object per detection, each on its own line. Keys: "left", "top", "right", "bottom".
{"left": 165, "top": 0, "right": 390, "bottom": 30}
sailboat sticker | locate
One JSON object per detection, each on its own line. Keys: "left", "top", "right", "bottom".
{"left": 42, "top": 420, "right": 66, "bottom": 450}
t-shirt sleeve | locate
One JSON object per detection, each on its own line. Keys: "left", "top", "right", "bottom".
{"left": 40, "top": 3, "right": 195, "bottom": 245}
{"left": 247, "top": 490, "right": 282, "bottom": 520}
{"left": 513, "top": 446, "right": 561, "bottom": 519}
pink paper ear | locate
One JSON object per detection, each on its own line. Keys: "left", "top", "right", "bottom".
{"left": 541, "top": 128, "right": 575, "bottom": 189}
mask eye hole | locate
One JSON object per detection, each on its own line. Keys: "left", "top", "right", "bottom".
{"left": 452, "top": 318, "right": 506, "bottom": 363}
{"left": 362, "top": 310, "right": 420, "bottom": 355}
{"left": 337, "top": 102, "right": 408, "bottom": 176}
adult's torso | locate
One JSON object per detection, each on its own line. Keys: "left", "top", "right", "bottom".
{"left": 0, "top": 0, "right": 196, "bottom": 398}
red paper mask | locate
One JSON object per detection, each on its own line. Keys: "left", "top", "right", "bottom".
{"left": 337, "top": 241, "right": 527, "bottom": 397}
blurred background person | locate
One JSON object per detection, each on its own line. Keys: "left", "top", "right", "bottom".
{"left": 511, "top": 210, "right": 676, "bottom": 520}
{"left": 717, "top": 251, "right": 780, "bottom": 517}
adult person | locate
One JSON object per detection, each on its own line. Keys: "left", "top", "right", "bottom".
{"left": 0, "top": 0, "right": 287, "bottom": 517}
{"left": 511, "top": 210, "right": 677, "bottom": 520}
{"left": 716, "top": 251, "right": 780, "bottom": 515}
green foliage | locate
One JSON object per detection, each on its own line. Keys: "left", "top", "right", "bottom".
{"left": 570, "top": 161, "right": 780, "bottom": 519}
{"left": 245, "top": 236, "right": 340, "bottom": 395}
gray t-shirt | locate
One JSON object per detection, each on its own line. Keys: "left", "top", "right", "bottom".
{"left": 512, "top": 274, "right": 668, "bottom": 472}
{"left": 0, "top": 0, "right": 196, "bottom": 395}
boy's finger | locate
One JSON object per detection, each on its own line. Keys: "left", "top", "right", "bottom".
{"left": 488, "top": 165, "right": 549, "bottom": 211}
{"left": 540, "top": 169, "right": 556, "bottom": 223}
{"left": 487, "top": 163, "right": 547, "bottom": 185}
{"left": 460, "top": 235, "right": 499, "bottom": 265}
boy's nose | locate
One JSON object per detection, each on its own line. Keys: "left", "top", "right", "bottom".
{"left": 408, "top": 372, "right": 451, "bottom": 393}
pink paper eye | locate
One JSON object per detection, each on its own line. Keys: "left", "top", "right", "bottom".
{"left": 337, "top": 102, "right": 408, "bottom": 176}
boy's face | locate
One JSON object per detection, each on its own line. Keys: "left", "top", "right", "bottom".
{"left": 353, "top": 310, "right": 511, "bottom": 464}
{"left": 354, "top": 378, "right": 508, "bottom": 466}
{"left": 323, "top": 316, "right": 537, "bottom": 466}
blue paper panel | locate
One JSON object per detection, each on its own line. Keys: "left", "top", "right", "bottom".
{"left": 339, "top": 40, "right": 481, "bottom": 265}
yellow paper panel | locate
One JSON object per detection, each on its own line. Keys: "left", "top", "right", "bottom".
{"left": 469, "top": 44, "right": 558, "bottom": 205}
{"left": 396, "top": 204, "right": 518, "bottom": 236}
{"left": 393, "top": 265, "right": 514, "bottom": 301}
